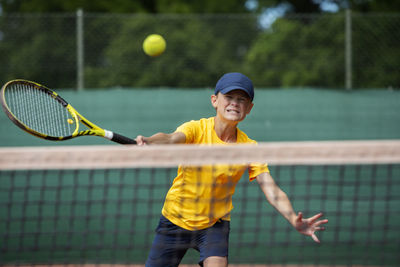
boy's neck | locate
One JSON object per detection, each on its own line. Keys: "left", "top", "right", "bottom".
{"left": 214, "top": 116, "right": 238, "bottom": 143}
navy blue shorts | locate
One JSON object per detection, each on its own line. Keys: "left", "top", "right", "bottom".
{"left": 145, "top": 215, "right": 230, "bottom": 267}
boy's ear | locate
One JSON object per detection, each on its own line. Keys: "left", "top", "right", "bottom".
{"left": 246, "top": 102, "right": 254, "bottom": 115}
{"left": 211, "top": 94, "right": 218, "bottom": 109}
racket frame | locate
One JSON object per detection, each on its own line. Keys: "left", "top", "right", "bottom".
{"left": 1, "top": 79, "right": 133, "bottom": 144}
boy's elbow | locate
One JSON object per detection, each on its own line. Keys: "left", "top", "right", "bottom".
{"left": 169, "top": 132, "right": 186, "bottom": 144}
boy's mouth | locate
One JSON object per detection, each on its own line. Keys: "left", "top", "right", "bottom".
{"left": 227, "top": 109, "right": 239, "bottom": 114}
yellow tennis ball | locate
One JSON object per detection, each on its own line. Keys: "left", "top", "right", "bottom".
{"left": 67, "top": 119, "right": 74, "bottom": 124}
{"left": 143, "top": 34, "right": 166, "bottom": 57}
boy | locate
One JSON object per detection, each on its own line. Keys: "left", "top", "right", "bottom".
{"left": 136, "top": 72, "right": 328, "bottom": 267}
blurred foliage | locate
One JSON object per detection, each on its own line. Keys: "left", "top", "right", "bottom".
{"left": 85, "top": 14, "right": 258, "bottom": 88}
{"left": 0, "top": 14, "right": 76, "bottom": 86}
{"left": 0, "top": 11, "right": 399, "bottom": 89}
{"left": 245, "top": 15, "right": 346, "bottom": 87}
{"left": 254, "top": 0, "right": 400, "bottom": 13}
{"left": 0, "top": 0, "right": 250, "bottom": 13}
{"left": 0, "top": 1, "right": 399, "bottom": 89}
{"left": 1, "top": 0, "right": 400, "bottom": 14}
{"left": 351, "top": 14, "right": 400, "bottom": 88}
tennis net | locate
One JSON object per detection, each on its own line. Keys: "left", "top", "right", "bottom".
{"left": 1, "top": 140, "right": 400, "bottom": 267}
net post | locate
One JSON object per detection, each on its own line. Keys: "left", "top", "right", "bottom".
{"left": 76, "top": 8, "right": 84, "bottom": 91}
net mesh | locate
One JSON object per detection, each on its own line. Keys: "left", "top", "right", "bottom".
{"left": 1, "top": 141, "right": 400, "bottom": 267}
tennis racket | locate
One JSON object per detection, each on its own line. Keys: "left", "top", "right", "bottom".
{"left": 1, "top": 79, "right": 137, "bottom": 144}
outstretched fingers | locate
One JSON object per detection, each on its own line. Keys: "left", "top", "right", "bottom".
{"left": 309, "top": 213, "right": 328, "bottom": 243}
{"left": 311, "top": 233, "right": 320, "bottom": 243}
{"left": 309, "top": 213, "right": 328, "bottom": 229}
{"left": 314, "top": 218, "right": 329, "bottom": 228}
{"left": 295, "top": 212, "right": 328, "bottom": 243}
{"left": 308, "top": 212, "right": 324, "bottom": 223}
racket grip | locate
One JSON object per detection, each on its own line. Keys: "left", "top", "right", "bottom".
{"left": 111, "top": 132, "right": 137, "bottom": 145}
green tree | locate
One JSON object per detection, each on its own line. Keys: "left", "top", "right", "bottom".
{"left": 252, "top": 0, "right": 400, "bottom": 13}
{"left": 344, "top": 0, "right": 400, "bottom": 12}
{"left": 85, "top": 14, "right": 259, "bottom": 88}
{"left": 0, "top": 0, "right": 250, "bottom": 13}
{"left": 1, "top": 0, "right": 398, "bottom": 89}
{"left": 0, "top": 14, "right": 76, "bottom": 87}
{"left": 245, "top": 14, "right": 345, "bottom": 88}
{"left": 352, "top": 14, "right": 400, "bottom": 88}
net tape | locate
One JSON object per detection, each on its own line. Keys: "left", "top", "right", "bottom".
{"left": 1, "top": 140, "right": 400, "bottom": 170}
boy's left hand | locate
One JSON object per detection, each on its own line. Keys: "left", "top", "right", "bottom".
{"left": 294, "top": 212, "right": 328, "bottom": 243}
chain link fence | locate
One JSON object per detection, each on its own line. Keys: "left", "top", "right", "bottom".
{"left": 0, "top": 11, "right": 399, "bottom": 89}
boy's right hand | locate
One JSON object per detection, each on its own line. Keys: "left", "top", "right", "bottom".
{"left": 135, "top": 135, "right": 147, "bottom": 146}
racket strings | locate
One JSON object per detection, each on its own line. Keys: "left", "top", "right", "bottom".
{"left": 5, "top": 83, "right": 75, "bottom": 137}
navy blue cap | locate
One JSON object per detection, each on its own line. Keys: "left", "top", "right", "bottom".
{"left": 214, "top": 72, "right": 254, "bottom": 101}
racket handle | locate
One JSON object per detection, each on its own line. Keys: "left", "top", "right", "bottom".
{"left": 110, "top": 132, "right": 137, "bottom": 145}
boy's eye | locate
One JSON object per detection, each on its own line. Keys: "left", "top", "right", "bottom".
{"left": 224, "top": 95, "right": 248, "bottom": 103}
{"left": 223, "top": 93, "right": 249, "bottom": 103}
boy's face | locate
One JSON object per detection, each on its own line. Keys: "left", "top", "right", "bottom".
{"left": 211, "top": 89, "right": 254, "bottom": 123}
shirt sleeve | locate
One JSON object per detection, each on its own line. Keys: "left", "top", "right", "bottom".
{"left": 248, "top": 162, "right": 269, "bottom": 181}
{"left": 175, "top": 120, "right": 197, "bottom": 144}
{"left": 243, "top": 138, "right": 269, "bottom": 181}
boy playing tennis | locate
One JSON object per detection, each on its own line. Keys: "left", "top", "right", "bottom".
{"left": 136, "top": 72, "right": 328, "bottom": 267}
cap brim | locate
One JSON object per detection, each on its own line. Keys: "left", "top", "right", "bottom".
{"left": 219, "top": 86, "right": 253, "bottom": 100}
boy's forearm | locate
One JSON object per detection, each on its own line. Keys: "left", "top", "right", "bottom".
{"left": 146, "top": 133, "right": 173, "bottom": 144}
{"left": 141, "top": 132, "right": 186, "bottom": 145}
{"left": 257, "top": 173, "right": 297, "bottom": 227}
{"left": 270, "top": 190, "right": 298, "bottom": 227}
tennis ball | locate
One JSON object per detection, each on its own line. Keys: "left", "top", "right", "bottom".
{"left": 67, "top": 119, "right": 74, "bottom": 124}
{"left": 143, "top": 34, "right": 166, "bottom": 57}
